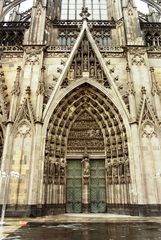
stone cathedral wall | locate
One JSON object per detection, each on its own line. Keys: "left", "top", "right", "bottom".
{"left": 1, "top": 0, "right": 161, "bottom": 216}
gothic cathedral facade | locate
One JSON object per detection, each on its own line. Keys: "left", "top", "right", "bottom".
{"left": 0, "top": 0, "right": 161, "bottom": 216}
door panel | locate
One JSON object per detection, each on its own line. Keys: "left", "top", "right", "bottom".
{"left": 90, "top": 160, "right": 106, "bottom": 213}
{"left": 66, "top": 160, "right": 82, "bottom": 213}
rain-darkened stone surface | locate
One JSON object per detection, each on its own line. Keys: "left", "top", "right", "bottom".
{"left": 3, "top": 222, "right": 161, "bottom": 240}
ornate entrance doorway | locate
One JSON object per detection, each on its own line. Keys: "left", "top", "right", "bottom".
{"left": 66, "top": 159, "right": 106, "bottom": 213}
{"left": 44, "top": 83, "right": 131, "bottom": 214}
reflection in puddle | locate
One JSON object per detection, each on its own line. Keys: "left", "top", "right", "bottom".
{"left": 3, "top": 222, "right": 161, "bottom": 240}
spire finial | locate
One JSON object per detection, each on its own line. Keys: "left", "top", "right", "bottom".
{"left": 80, "top": 7, "right": 90, "bottom": 20}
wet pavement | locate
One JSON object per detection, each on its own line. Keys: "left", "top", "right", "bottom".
{"left": 1, "top": 214, "right": 161, "bottom": 240}
{"left": 2, "top": 222, "right": 161, "bottom": 240}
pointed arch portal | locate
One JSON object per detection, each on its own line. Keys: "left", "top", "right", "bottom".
{"left": 44, "top": 83, "right": 132, "bottom": 213}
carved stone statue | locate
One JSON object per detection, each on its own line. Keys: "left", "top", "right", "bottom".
{"left": 112, "top": 164, "right": 118, "bottom": 184}
{"left": 90, "top": 63, "right": 95, "bottom": 77}
{"left": 82, "top": 155, "right": 90, "bottom": 185}
{"left": 97, "top": 67, "right": 102, "bottom": 80}
{"left": 106, "top": 164, "right": 112, "bottom": 176}
{"left": 125, "top": 161, "right": 130, "bottom": 175}
{"left": 83, "top": 55, "right": 88, "bottom": 71}
{"left": 68, "top": 65, "right": 75, "bottom": 80}
{"left": 82, "top": 157, "right": 90, "bottom": 176}
{"left": 77, "top": 63, "right": 81, "bottom": 76}
{"left": 60, "top": 157, "right": 66, "bottom": 177}
{"left": 119, "top": 162, "right": 124, "bottom": 176}
{"left": 112, "top": 165, "right": 118, "bottom": 176}
{"left": 83, "top": 40, "right": 88, "bottom": 53}
{"left": 105, "top": 159, "right": 112, "bottom": 176}
{"left": 54, "top": 158, "right": 60, "bottom": 177}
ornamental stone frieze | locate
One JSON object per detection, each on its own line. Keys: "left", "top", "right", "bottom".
{"left": 24, "top": 46, "right": 44, "bottom": 65}
{"left": 127, "top": 47, "right": 147, "bottom": 66}
{"left": 131, "top": 54, "right": 146, "bottom": 66}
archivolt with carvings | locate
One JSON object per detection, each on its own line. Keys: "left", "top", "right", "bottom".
{"left": 44, "top": 83, "right": 130, "bottom": 188}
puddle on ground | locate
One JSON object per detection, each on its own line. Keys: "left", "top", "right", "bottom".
{"left": 3, "top": 222, "right": 161, "bottom": 240}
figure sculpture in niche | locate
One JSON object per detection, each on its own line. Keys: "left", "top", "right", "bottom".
{"left": 77, "top": 63, "right": 82, "bottom": 76}
{"left": 105, "top": 162, "right": 112, "bottom": 176}
{"left": 83, "top": 40, "right": 88, "bottom": 53}
{"left": 54, "top": 158, "right": 60, "bottom": 177}
{"left": 60, "top": 157, "right": 66, "bottom": 177}
{"left": 84, "top": 55, "right": 88, "bottom": 71}
{"left": 97, "top": 67, "right": 102, "bottom": 80}
{"left": 82, "top": 156, "right": 90, "bottom": 177}
{"left": 69, "top": 65, "right": 75, "bottom": 80}
{"left": 90, "top": 63, "right": 95, "bottom": 77}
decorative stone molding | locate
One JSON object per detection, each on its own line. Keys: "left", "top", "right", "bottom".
{"left": 0, "top": 65, "right": 9, "bottom": 122}
{"left": 14, "top": 86, "right": 35, "bottom": 124}
{"left": 116, "top": 18, "right": 124, "bottom": 27}
{"left": 44, "top": 83, "right": 130, "bottom": 190}
{"left": 11, "top": 66, "right": 21, "bottom": 96}
{"left": 138, "top": 87, "right": 160, "bottom": 128}
{"left": 25, "top": 46, "right": 44, "bottom": 65}
{"left": 126, "top": 64, "right": 135, "bottom": 95}
{"left": 150, "top": 67, "right": 160, "bottom": 96}
{"left": 131, "top": 54, "right": 146, "bottom": 66}
{"left": 127, "top": 47, "right": 147, "bottom": 55}
{"left": 18, "top": 123, "right": 31, "bottom": 136}
{"left": 126, "top": 1, "right": 135, "bottom": 16}
{"left": 142, "top": 121, "right": 156, "bottom": 138}
{"left": 61, "top": 34, "right": 110, "bottom": 89}
{"left": 36, "top": 66, "right": 46, "bottom": 96}
{"left": 25, "top": 53, "right": 40, "bottom": 65}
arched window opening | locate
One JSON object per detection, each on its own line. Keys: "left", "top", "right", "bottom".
{"left": 61, "top": 0, "right": 108, "bottom": 20}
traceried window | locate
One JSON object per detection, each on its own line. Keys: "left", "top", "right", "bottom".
{"left": 4, "top": 0, "right": 33, "bottom": 21}
{"left": 61, "top": 0, "right": 108, "bottom": 20}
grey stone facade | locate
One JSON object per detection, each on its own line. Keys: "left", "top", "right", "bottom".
{"left": 0, "top": 0, "right": 161, "bottom": 216}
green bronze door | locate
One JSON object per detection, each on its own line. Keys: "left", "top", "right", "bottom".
{"left": 90, "top": 160, "right": 106, "bottom": 213}
{"left": 66, "top": 160, "right": 82, "bottom": 213}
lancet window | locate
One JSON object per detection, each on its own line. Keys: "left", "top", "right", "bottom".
{"left": 61, "top": 0, "right": 108, "bottom": 20}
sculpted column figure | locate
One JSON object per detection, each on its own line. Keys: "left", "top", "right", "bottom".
{"left": 82, "top": 149, "right": 90, "bottom": 213}
{"left": 60, "top": 157, "right": 67, "bottom": 207}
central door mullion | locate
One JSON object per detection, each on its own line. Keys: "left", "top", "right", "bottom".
{"left": 82, "top": 154, "right": 90, "bottom": 213}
